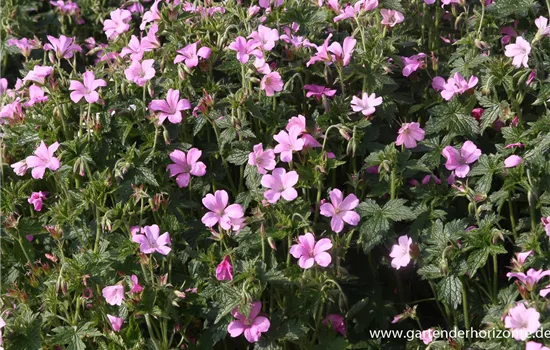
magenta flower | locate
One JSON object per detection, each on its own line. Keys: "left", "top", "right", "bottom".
{"left": 504, "top": 303, "right": 540, "bottom": 341}
{"left": 505, "top": 36, "right": 531, "bottom": 68}
{"left": 381, "top": 9, "right": 404, "bottom": 27}
{"left": 102, "top": 285, "right": 125, "bottom": 306}
{"left": 395, "top": 122, "right": 425, "bottom": 148}
{"left": 273, "top": 126, "right": 305, "bottom": 162}
{"left": 504, "top": 155, "right": 523, "bottom": 168}
{"left": 166, "top": 148, "right": 206, "bottom": 187}
{"left": 506, "top": 268, "right": 550, "bottom": 291}
{"left": 120, "top": 35, "right": 145, "bottom": 61}
{"left": 304, "top": 84, "right": 337, "bottom": 100}
{"left": 149, "top": 89, "right": 191, "bottom": 125}
{"left": 228, "top": 36, "right": 263, "bottom": 64}
{"left": 103, "top": 9, "right": 132, "bottom": 40}
{"left": 290, "top": 232, "right": 332, "bottom": 269}
{"left": 401, "top": 53, "right": 426, "bottom": 77}
{"left": 439, "top": 73, "right": 478, "bottom": 100}
{"left": 248, "top": 144, "right": 276, "bottom": 175}
{"left": 7, "top": 38, "right": 41, "bottom": 58}
{"left": 69, "top": 71, "right": 107, "bottom": 104}
{"left": 319, "top": 189, "right": 360, "bottom": 233}
{"left": 527, "top": 342, "right": 550, "bottom": 350}
{"left": 228, "top": 301, "right": 270, "bottom": 343}
{"left": 215, "top": 256, "right": 233, "bottom": 281}
{"left": 28, "top": 191, "right": 48, "bottom": 211}
{"left": 107, "top": 315, "right": 124, "bottom": 332}
{"left": 124, "top": 59, "right": 156, "bottom": 87}
{"left": 132, "top": 224, "right": 172, "bottom": 255}
{"left": 323, "top": 314, "right": 346, "bottom": 337}
{"left": 441, "top": 141, "right": 481, "bottom": 178}
{"left": 389, "top": 235, "right": 413, "bottom": 269}
{"left": 23, "top": 65, "right": 53, "bottom": 85}
{"left": 201, "top": 190, "right": 245, "bottom": 230}
{"left": 261, "top": 168, "right": 299, "bottom": 204}
{"left": 351, "top": 92, "right": 383, "bottom": 116}
{"left": 24, "top": 85, "right": 48, "bottom": 107}
{"left": 248, "top": 25, "right": 279, "bottom": 51}
{"left": 174, "top": 42, "right": 212, "bottom": 68}
{"left": 327, "top": 36, "right": 356, "bottom": 66}
{"left": 43, "top": 35, "right": 81, "bottom": 60}
{"left": 130, "top": 275, "right": 144, "bottom": 293}
{"left": 260, "top": 71, "right": 284, "bottom": 96}
{"left": 26, "top": 141, "right": 61, "bottom": 179}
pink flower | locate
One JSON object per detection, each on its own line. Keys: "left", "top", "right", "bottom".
{"left": 130, "top": 275, "right": 144, "bottom": 293}
{"left": 506, "top": 268, "right": 550, "bottom": 291}
{"left": 69, "top": 71, "right": 107, "bottom": 104}
{"left": 140, "top": 24, "right": 160, "bottom": 51}
{"left": 174, "top": 42, "right": 212, "bottom": 68}
{"left": 389, "top": 235, "right": 413, "bottom": 269}
{"left": 472, "top": 107, "right": 484, "bottom": 120}
{"left": 431, "top": 76, "right": 445, "bottom": 91}
{"left": 124, "top": 59, "right": 156, "bottom": 87}
{"left": 120, "top": 35, "right": 145, "bottom": 61}
{"left": 149, "top": 89, "right": 191, "bottom": 124}
{"left": 304, "top": 84, "right": 336, "bottom": 99}
{"left": 306, "top": 34, "right": 333, "bottom": 66}
{"left": 132, "top": 224, "right": 172, "bottom": 255}
{"left": 228, "top": 301, "right": 270, "bottom": 343}
{"left": 441, "top": 141, "right": 481, "bottom": 178}
{"left": 201, "top": 190, "right": 245, "bottom": 230}
{"left": 11, "top": 160, "right": 27, "bottom": 176}
{"left": 420, "top": 329, "right": 435, "bottom": 345}
{"left": 395, "top": 122, "right": 425, "bottom": 148}
{"left": 103, "top": 9, "right": 132, "bottom": 40}
{"left": 319, "top": 189, "right": 360, "bottom": 233}
{"left": 380, "top": 9, "right": 404, "bottom": 27}
{"left": 504, "top": 155, "right": 523, "bottom": 168}
{"left": 26, "top": 141, "right": 61, "bottom": 179}
{"left": 228, "top": 36, "right": 263, "bottom": 64}
{"left": 401, "top": 53, "right": 426, "bottom": 77}
{"left": 0, "top": 100, "right": 22, "bottom": 123}
{"left": 273, "top": 126, "right": 305, "bottom": 162}
{"left": 107, "top": 315, "right": 124, "bottom": 332}
{"left": 7, "top": 38, "right": 41, "bottom": 57}
{"left": 248, "top": 144, "right": 276, "bottom": 175}
{"left": 260, "top": 71, "right": 284, "bottom": 96}
{"left": 527, "top": 342, "right": 550, "bottom": 350}
{"left": 535, "top": 16, "right": 550, "bottom": 37}
{"left": 542, "top": 217, "right": 550, "bottom": 237}
{"left": 0, "top": 78, "right": 6, "bottom": 95}
{"left": 333, "top": 5, "right": 357, "bottom": 22}
{"left": 140, "top": 0, "right": 161, "bottom": 30}
{"left": 290, "top": 232, "right": 332, "bottom": 269}
{"left": 511, "top": 251, "right": 533, "bottom": 270}
{"left": 102, "top": 285, "right": 125, "bottom": 306}
{"left": 327, "top": 36, "right": 356, "bottom": 66}
{"left": 24, "top": 85, "right": 48, "bottom": 107}
{"left": 166, "top": 148, "right": 206, "bottom": 187}
{"left": 323, "top": 314, "right": 346, "bottom": 337}
{"left": 505, "top": 37, "right": 531, "bottom": 68}
{"left": 504, "top": 303, "right": 540, "bottom": 341}
{"left": 351, "top": 92, "right": 383, "bottom": 116}
{"left": 440, "top": 73, "right": 478, "bottom": 100}
{"left": 357, "top": 0, "right": 379, "bottom": 11}
{"left": 261, "top": 168, "right": 299, "bottom": 203}
{"left": 28, "top": 191, "right": 48, "bottom": 211}
{"left": 215, "top": 256, "right": 233, "bottom": 281}
{"left": 249, "top": 25, "right": 279, "bottom": 51}
{"left": 23, "top": 65, "right": 53, "bottom": 85}
{"left": 43, "top": 35, "right": 81, "bottom": 60}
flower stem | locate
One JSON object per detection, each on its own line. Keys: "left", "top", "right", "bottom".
{"left": 93, "top": 206, "right": 101, "bottom": 253}
{"left": 461, "top": 277, "right": 470, "bottom": 338}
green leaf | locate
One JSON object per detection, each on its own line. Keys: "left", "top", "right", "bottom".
{"left": 466, "top": 248, "right": 489, "bottom": 277}
{"left": 135, "top": 167, "right": 159, "bottom": 186}
{"left": 227, "top": 148, "right": 250, "bottom": 165}
{"left": 437, "top": 275, "right": 463, "bottom": 309}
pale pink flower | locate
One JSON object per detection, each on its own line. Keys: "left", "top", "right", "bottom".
{"left": 215, "top": 256, "right": 233, "bottom": 281}
{"left": 24, "top": 85, "right": 48, "bottom": 107}
{"left": 440, "top": 73, "right": 478, "bottom": 100}
{"left": 351, "top": 92, "right": 383, "bottom": 116}
{"left": 504, "top": 155, "right": 523, "bottom": 168}
{"left": 124, "top": 59, "right": 156, "bottom": 86}
{"left": 103, "top": 9, "right": 132, "bottom": 40}
{"left": 304, "top": 84, "right": 337, "bottom": 99}
{"left": 535, "top": 16, "right": 550, "bottom": 37}
{"left": 0, "top": 78, "right": 6, "bottom": 95}
{"left": 381, "top": 9, "right": 404, "bottom": 27}
{"left": 511, "top": 251, "right": 533, "bottom": 271}
{"left": 28, "top": 191, "right": 48, "bottom": 211}
{"left": 228, "top": 301, "right": 270, "bottom": 343}
{"left": 441, "top": 141, "right": 481, "bottom": 178}
{"left": 107, "top": 315, "right": 124, "bottom": 332}
{"left": 505, "top": 36, "right": 531, "bottom": 68}
{"left": 260, "top": 71, "right": 284, "bottom": 96}
{"left": 248, "top": 144, "right": 276, "bottom": 175}
{"left": 174, "top": 42, "right": 212, "bottom": 68}
{"left": 356, "top": 0, "right": 379, "bottom": 11}
{"left": 504, "top": 303, "right": 540, "bottom": 341}
{"left": 327, "top": 36, "right": 356, "bottom": 66}
{"left": 401, "top": 53, "right": 426, "bottom": 77}
{"left": 261, "top": 168, "right": 299, "bottom": 203}
{"left": 306, "top": 34, "right": 333, "bottom": 66}
{"left": 249, "top": 25, "right": 279, "bottom": 51}
{"left": 420, "top": 329, "right": 435, "bottom": 345}
{"left": 201, "top": 190, "right": 245, "bottom": 230}
{"left": 149, "top": 89, "right": 191, "bottom": 124}
{"left": 526, "top": 342, "right": 550, "bottom": 350}
{"left": 130, "top": 275, "right": 144, "bottom": 293}
{"left": 11, "top": 160, "right": 28, "bottom": 176}
{"left": 395, "top": 122, "right": 425, "bottom": 148}
{"left": 120, "top": 35, "right": 145, "bottom": 61}
{"left": 7, "top": 38, "right": 41, "bottom": 57}
{"left": 102, "top": 285, "right": 125, "bottom": 306}
{"left": 140, "top": 0, "right": 161, "bottom": 30}
{"left": 132, "top": 224, "right": 171, "bottom": 255}
{"left": 26, "top": 141, "right": 61, "bottom": 179}
{"left": 228, "top": 36, "right": 263, "bottom": 64}
{"left": 259, "top": 0, "right": 283, "bottom": 8}
{"left": 23, "top": 65, "right": 53, "bottom": 85}
{"left": 320, "top": 189, "right": 360, "bottom": 233}
{"left": 140, "top": 24, "right": 160, "bottom": 51}
{"left": 44, "top": 35, "right": 81, "bottom": 60}
{"left": 389, "top": 235, "right": 413, "bottom": 269}
{"left": 506, "top": 268, "right": 550, "bottom": 291}
{"left": 290, "top": 232, "right": 332, "bottom": 269}
{"left": 323, "top": 314, "right": 346, "bottom": 337}
{"left": 431, "top": 76, "right": 445, "bottom": 91}
{"left": 505, "top": 142, "right": 524, "bottom": 149}
{"left": 273, "top": 126, "right": 305, "bottom": 162}
{"left": 166, "top": 148, "right": 206, "bottom": 187}
{"left": 542, "top": 217, "right": 550, "bottom": 237}
{"left": 333, "top": 5, "right": 357, "bottom": 22}
{"left": 69, "top": 71, "right": 107, "bottom": 104}
{"left": 0, "top": 100, "right": 22, "bottom": 123}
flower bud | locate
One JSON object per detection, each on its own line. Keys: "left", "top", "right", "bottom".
{"left": 267, "top": 237, "right": 276, "bottom": 250}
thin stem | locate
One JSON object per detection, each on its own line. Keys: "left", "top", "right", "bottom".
{"left": 93, "top": 206, "right": 101, "bottom": 253}
{"left": 492, "top": 254, "right": 498, "bottom": 299}
{"left": 461, "top": 277, "right": 471, "bottom": 337}
{"left": 390, "top": 168, "right": 397, "bottom": 200}
{"left": 508, "top": 196, "right": 517, "bottom": 240}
